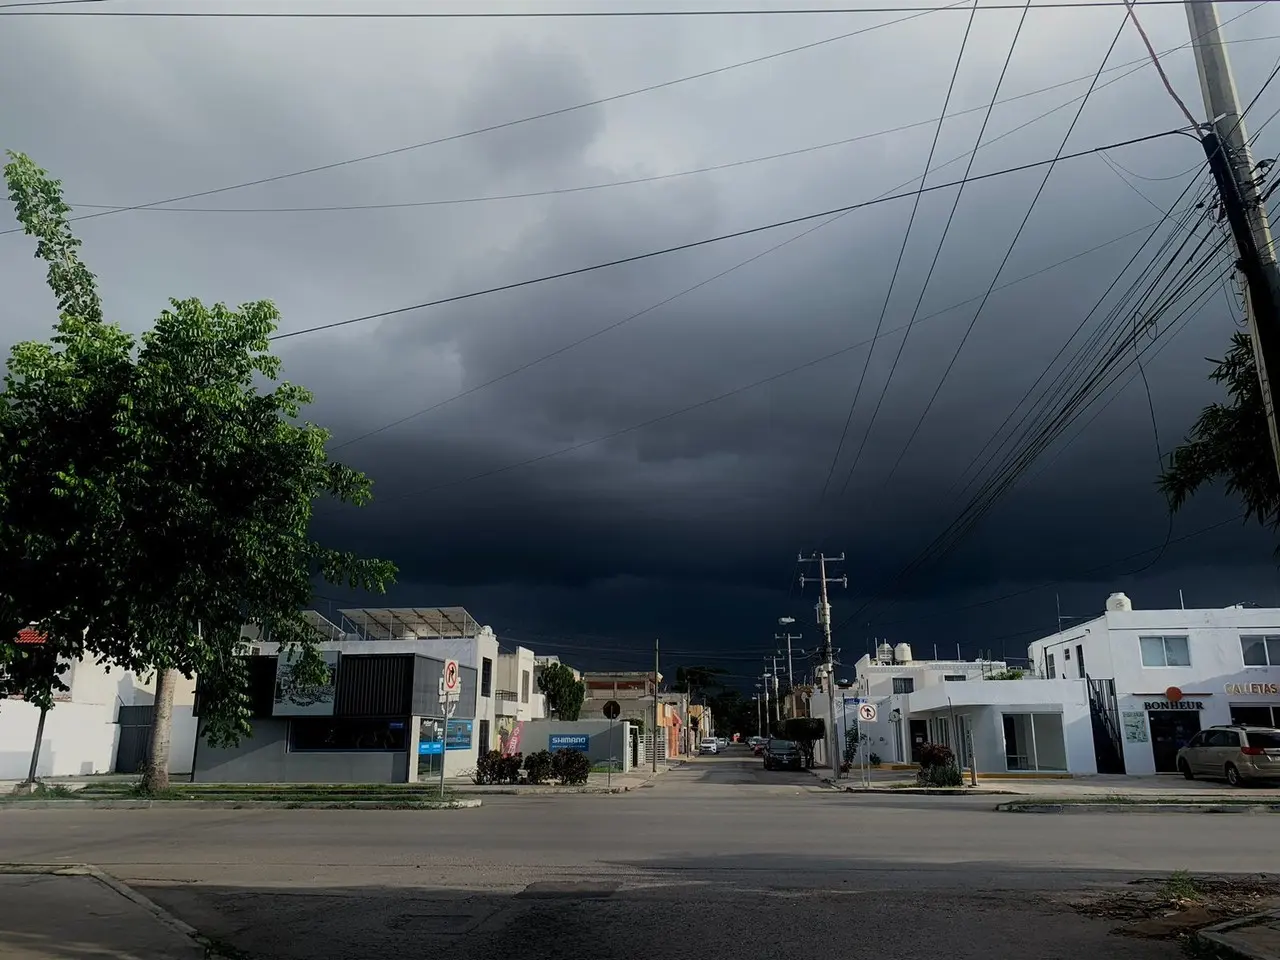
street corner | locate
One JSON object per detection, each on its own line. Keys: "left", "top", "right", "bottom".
{"left": 1194, "top": 908, "right": 1280, "bottom": 960}
{"left": 0, "top": 864, "right": 212, "bottom": 959}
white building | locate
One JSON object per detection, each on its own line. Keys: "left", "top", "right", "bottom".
{"left": 493, "top": 645, "right": 547, "bottom": 752}
{"left": 1028, "top": 592, "right": 1280, "bottom": 776}
{"left": 1, "top": 629, "right": 197, "bottom": 779}
{"left": 848, "top": 642, "right": 1011, "bottom": 765}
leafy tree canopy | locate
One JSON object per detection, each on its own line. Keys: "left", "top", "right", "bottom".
{"left": 536, "top": 662, "right": 585, "bottom": 720}
{"left": 1160, "top": 331, "right": 1280, "bottom": 534}
{"left": 0, "top": 152, "right": 396, "bottom": 758}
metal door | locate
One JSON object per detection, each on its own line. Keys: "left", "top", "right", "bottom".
{"left": 114, "top": 704, "right": 155, "bottom": 773}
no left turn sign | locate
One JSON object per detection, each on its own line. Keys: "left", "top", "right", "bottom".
{"left": 857, "top": 703, "right": 878, "bottom": 722}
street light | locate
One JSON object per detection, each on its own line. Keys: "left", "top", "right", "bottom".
{"left": 778, "top": 617, "right": 795, "bottom": 625}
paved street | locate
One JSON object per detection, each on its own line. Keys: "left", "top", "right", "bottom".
{"left": 3, "top": 749, "right": 1279, "bottom": 958}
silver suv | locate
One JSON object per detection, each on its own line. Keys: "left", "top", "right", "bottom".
{"left": 1176, "top": 725, "right": 1280, "bottom": 786}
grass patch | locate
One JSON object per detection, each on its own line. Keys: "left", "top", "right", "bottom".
{"left": 1162, "top": 869, "right": 1202, "bottom": 901}
{"left": 3, "top": 783, "right": 76, "bottom": 801}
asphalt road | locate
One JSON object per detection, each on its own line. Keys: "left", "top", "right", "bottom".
{"left": 3, "top": 749, "right": 1278, "bottom": 959}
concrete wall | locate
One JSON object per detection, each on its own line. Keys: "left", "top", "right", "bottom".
{"left": 194, "top": 718, "right": 409, "bottom": 783}
{"left": 0, "top": 700, "right": 119, "bottom": 779}
{"left": 515, "top": 720, "right": 632, "bottom": 772}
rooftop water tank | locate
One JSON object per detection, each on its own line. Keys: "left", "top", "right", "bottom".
{"left": 1105, "top": 592, "right": 1132, "bottom": 612}
{"left": 876, "top": 642, "right": 894, "bottom": 664}
{"left": 894, "top": 642, "right": 913, "bottom": 664}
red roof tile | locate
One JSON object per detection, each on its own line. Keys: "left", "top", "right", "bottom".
{"left": 15, "top": 628, "right": 47, "bottom": 645}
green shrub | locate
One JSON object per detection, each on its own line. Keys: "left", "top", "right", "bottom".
{"left": 473, "top": 750, "right": 505, "bottom": 785}
{"left": 552, "top": 749, "right": 591, "bottom": 785}
{"left": 498, "top": 752, "right": 522, "bottom": 784}
{"left": 524, "top": 750, "right": 554, "bottom": 784}
{"left": 917, "top": 742, "right": 954, "bottom": 770}
{"left": 868, "top": 752, "right": 881, "bottom": 766}
{"left": 918, "top": 763, "right": 964, "bottom": 787}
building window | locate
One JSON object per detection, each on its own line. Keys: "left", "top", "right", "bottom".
{"left": 288, "top": 718, "right": 407, "bottom": 752}
{"left": 1240, "top": 635, "right": 1280, "bottom": 667}
{"left": 1076, "top": 644, "right": 1086, "bottom": 679}
{"left": 521, "top": 670, "right": 530, "bottom": 704}
{"left": 481, "top": 657, "right": 493, "bottom": 697}
{"left": 1139, "top": 635, "right": 1191, "bottom": 667}
{"left": 478, "top": 719, "right": 491, "bottom": 752}
{"left": 892, "top": 677, "right": 915, "bottom": 694}
{"left": 1046, "top": 653, "right": 1056, "bottom": 679}
{"left": 943, "top": 674, "right": 966, "bottom": 682}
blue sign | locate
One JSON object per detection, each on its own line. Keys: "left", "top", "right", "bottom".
{"left": 418, "top": 740, "right": 443, "bottom": 756}
{"left": 550, "top": 734, "right": 589, "bottom": 752}
{"left": 445, "top": 719, "right": 473, "bottom": 751}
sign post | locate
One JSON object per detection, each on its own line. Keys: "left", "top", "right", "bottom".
{"left": 438, "top": 659, "right": 461, "bottom": 798}
{"left": 857, "top": 702, "right": 877, "bottom": 789}
{"left": 603, "top": 699, "right": 621, "bottom": 790}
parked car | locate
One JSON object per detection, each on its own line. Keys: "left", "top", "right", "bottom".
{"left": 1177, "top": 725, "right": 1280, "bottom": 786}
{"left": 752, "top": 742, "right": 765, "bottom": 756}
{"left": 699, "top": 737, "right": 719, "bottom": 755}
{"left": 716, "top": 737, "right": 729, "bottom": 750}
{"left": 763, "top": 738, "right": 802, "bottom": 771}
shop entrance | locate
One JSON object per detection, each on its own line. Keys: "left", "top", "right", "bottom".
{"left": 1147, "top": 710, "right": 1201, "bottom": 773}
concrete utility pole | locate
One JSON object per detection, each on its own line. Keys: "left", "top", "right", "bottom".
{"left": 754, "top": 694, "right": 763, "bottom": 738}
{"left": 1186, "top": 0, "right": 1280, "bottom": 479}
{"left": 798, "top": 552, "right": 847, "bottom": 777}
{"left": 759, "top": 675, "right": 771, "bottom": 733}
{"left": 775, "top": 628, "right": 801, "bottom": 718}
{"left": 652, "top": 638, "right": 660, "bottom": 773}
{"left": 765, "top": 654, "right": 784, "bottom": 721}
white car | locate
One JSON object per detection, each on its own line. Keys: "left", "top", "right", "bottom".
{"left": 699, "top": 737, "right": 719, "bottom": 754}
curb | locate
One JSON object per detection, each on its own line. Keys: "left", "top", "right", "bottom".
{"left": 995, "top": 801, "right": 1280, "bottom": 814}
{"left": 843, "top": 786, "right": 1019, "bottom": 796}
{"left": 1191, "top": 910, "right": 1280, "bottom": 960}
{"left": 0, "top": 862, "right": 223, "bottom": 956}
{"left": 0, "top": 798, "right": 483, "bottom": 810}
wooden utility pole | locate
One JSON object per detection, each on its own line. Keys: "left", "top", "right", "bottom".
{"left": 1187, "top": 0, "right": 1280, "bottom": 479}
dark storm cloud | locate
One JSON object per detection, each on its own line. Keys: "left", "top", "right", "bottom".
{"left": 4, "top": 3, "right": 1280, "bottom": 667}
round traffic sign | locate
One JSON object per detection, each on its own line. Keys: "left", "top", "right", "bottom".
{"left": 857, "top": 703, "right": 878, "bottom": 722}
{"left": 603, "top": 699, "right": 621, "bottom": 720}
{"left": 443, "top": 659, "right": 460, "bottom": 692}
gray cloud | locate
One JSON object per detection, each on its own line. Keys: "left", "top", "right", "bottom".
{"left": 4, "top": 3, "right": 1280, "bottom": 669}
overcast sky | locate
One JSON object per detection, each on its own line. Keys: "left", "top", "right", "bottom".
{"left": 3, "top": 0, "right": 1279, "bottom": 684}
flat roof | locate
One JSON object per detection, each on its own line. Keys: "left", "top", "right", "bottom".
{"left": 338, "top": 607, "right": 481, "bottom": 640}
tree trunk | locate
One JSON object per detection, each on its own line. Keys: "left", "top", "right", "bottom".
{"left": 141, "top": 668, "right": 177, "bottom": 793}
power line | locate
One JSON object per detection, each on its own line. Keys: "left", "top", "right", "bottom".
{"left": 60, "top": 31, "right": 1279, "bottom": 218}
{"left": 830, "top": 0, "right": 1037, "bottom": 504}
{"left": 4, "top": 1, "right": 1275, "bottom": 17}
{"left": 0, "top": 1, "right": 964, "bottom": 237}
{"left": 264, "top": 129, "right": 1185, "bottom": 342}
{"left": 873, "top": 10, "right": 1132, "bottom": 493}
{"left": 815, "top": 0, "right": 981, "bottom": 504}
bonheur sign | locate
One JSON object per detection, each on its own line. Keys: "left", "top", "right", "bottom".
{"left": 273, "top": 649, "right": 339, "bottom": 716}
{"left": 1225, "top": 682, "right": 1280, "bottom": 696}
{"left": 1142, "top": 699, "right": 1204, "bottom": 711}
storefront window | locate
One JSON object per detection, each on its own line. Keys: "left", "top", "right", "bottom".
{"left": 288, "top": 718, "right": 407, "bottom": 752}
{"left": 1230, "top": 705, "right": 1278, "bottom": 727}
{"left": 1002, "top": 713, "right": 1066, "bottom": 771}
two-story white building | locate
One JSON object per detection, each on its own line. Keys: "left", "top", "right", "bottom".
{"left": 1028, "top": 593, "right": 1280, "bottom": 776}
{"left": 849, "top": 643, "right": 1011, "bottom": 764}
{"left": 493, "top": 645, "right": 546, "bottom": 753}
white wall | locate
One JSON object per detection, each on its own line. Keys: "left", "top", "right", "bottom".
{"left": 0, "top": 700, "right": 119, "bottom": 779}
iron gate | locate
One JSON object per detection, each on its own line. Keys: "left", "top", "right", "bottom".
{"left": 114, "top": 704, "right": 154, "bottom": 773}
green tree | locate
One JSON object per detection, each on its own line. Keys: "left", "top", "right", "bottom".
{"left": 0, "top": 153, "right": 396, "bottom": 791}
{"left": 537, "top": 662, "right": 585, "bottom": 720}
{"left": 1159, "top": 331, "right": 1280, "bottom": 532}
{"left": 780, "top": 717, "right": 825, "bottom": 768}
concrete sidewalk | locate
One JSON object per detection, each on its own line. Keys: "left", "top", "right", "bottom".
{"left": 0, "top": 866, "right": 209, "bottom": 959}
{"left": 1199, "top": 910, "right": 1280, "bottom": 960}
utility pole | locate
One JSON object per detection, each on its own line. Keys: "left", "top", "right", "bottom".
{"left": 765, "top": 654, "right": 784, "bottom": 721}
{"left": 759, "top": 675, "right": 771, "bottom": 734}
{"left": 1186, "top": 0, "right": 1280, "bottom": 479}
{"left": 799, "top": 552, "right": 847, "bottom": 778}
{"left": 754, "top": 694, "right": 763, "bottom": 738}
{"left": 775, "top": 629, "right": 802, "bottom": 718}
{"left": 652, "top": 638, "right": 660, "bottom": 773}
